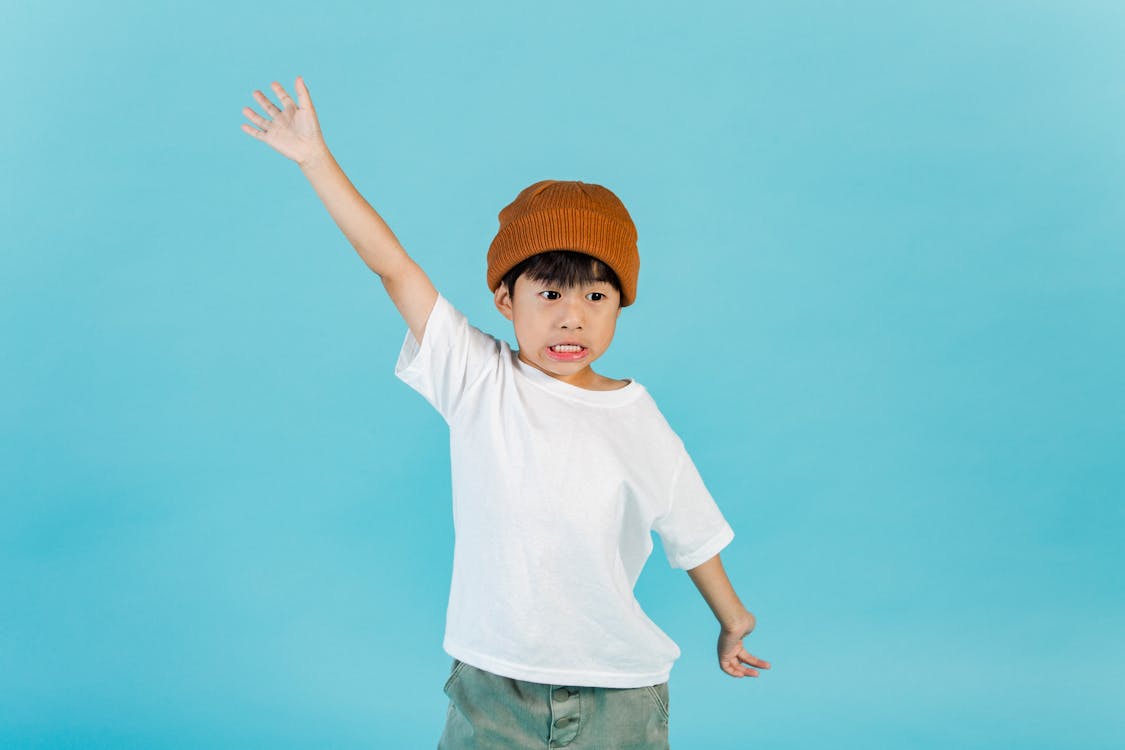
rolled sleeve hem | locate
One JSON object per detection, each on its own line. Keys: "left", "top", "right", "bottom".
{"left": 668, "top": 524, "right": 735, "bottom": 570}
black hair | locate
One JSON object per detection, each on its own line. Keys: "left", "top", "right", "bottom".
{"left": 501, "top": 250, "right": 623, "bottom": 305}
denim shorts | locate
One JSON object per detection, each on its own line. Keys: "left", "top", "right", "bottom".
{"left": 437, "top": 658, "right": 671, "bottom": 749}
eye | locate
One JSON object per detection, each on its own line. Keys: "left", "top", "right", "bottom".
{"left": 587, "top": 292, "right": 606, "bottom": 301}
{"left": 539, "top": 290, "right": 561, "bottom": 300}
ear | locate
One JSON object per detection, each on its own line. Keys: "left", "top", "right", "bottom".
{"left": 494, "top": 283, "right": 514, "bottom": 321}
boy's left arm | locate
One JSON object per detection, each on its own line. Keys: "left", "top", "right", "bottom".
{"left": 686, "top": 553, "right": 772, "bottom": 678}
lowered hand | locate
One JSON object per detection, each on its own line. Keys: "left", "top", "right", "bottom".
{"left": 718, "top": 612, "right": 771, "bottom": 678}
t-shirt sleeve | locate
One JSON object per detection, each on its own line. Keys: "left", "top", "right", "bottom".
{"left": 653, "top": 447, "right": 735, "bottom": 570}
{"left": 393, "top": 292, "right": 501, "bottom": 423}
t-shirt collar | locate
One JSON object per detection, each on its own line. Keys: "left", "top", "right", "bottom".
{"left": 511, "top": 350, "right": 642, "bottom": 407}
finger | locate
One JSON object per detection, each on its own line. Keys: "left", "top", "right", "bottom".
{"left": 729, "top": 659, "right": 758, "bottom": 677}
{"left": 241, "top": 106, "right": 271, "bottom": 129}
{"left": 739, "top": 649, "right": 771, "bottom": 669}
{"left": 730, "top": 665, "right": 757, "bottom": 677}
{"left": 253, "top": 90, "right": 281, "bottom": 116}
{"left": 271, "top": 80, "right": 297, "bottom": 110}
{"left": 240, "top": 122, "right": 266, "bottom": 140}
{"left": 295, "top": 75, "right": 315, "bottom": 113}
{"left": 722, "top": 657, "right": 754, "bottom": 678}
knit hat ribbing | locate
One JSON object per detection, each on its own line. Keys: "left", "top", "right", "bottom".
{"left": 487, "top": 180, "right": 640, "bottom": 306}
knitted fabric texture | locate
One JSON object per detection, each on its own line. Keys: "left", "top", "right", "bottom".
{"left": 486, "top": 180, "right": 640, "bottom": 307}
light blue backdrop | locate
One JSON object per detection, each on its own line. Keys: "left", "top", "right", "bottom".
{"left": 2, "top": 1, "right": 1122, "bottom": 748}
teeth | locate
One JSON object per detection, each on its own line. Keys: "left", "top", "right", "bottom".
{"left": 551, "top": 345, "right": 584, "bottom": 352}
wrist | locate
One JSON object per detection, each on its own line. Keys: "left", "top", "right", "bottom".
{"left": 298, "top": 142, "right": 333, "bottom": 170}
{"left": 720, "top": 609, "right": 756, "bottom": 635}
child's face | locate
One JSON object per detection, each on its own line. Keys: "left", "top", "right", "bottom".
{"left": 494, "top": 272, "right": 623, "bottom": 388}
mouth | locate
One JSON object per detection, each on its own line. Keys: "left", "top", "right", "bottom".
{"left": 545, "top": 343, "right": 588, "bottom": 361}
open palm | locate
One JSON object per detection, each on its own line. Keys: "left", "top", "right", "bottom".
{"left": 241, "top": 77, "right": 325, "bottom": 165}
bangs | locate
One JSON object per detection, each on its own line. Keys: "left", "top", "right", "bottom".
{"left": 504, "top": 250, "right": 622, "bottom": 294}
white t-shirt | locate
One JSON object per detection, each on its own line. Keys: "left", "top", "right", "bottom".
{"left": 394, "top": 292, "right": 734, "bottom": 688}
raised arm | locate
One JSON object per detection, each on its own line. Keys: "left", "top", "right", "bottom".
{"left": 241, "top": 77, "right": 438, "bottom": 344}
{"left": 686, "top": 552, "right": 772, "bottom": 678}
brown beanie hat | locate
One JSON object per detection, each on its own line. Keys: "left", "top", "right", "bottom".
{"left": 487, "top": 180, "right": 640, "bottom": 306}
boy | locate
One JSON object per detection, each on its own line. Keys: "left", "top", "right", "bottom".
{"left": 241, "top": 77, "right": 770, "bottom": 749}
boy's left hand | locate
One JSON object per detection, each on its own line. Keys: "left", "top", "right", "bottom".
{"left": 717, "top": 613, "right": 771, "bottom": 678}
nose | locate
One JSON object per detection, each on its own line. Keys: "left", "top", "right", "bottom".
{"left": 558, "top": 296, "right": 584, "bottom": 329}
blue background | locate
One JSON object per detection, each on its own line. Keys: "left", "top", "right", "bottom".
{"left": 3, "top": 1, "right": 1123, "bottom": 747}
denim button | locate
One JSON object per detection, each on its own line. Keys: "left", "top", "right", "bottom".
{"left": 552, "top": 687, "right": 570, "bottom": 702}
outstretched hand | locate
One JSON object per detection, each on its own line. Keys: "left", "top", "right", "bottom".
{"left": 718, "top": 612, "right": 771, "bottom": 678}
{"left": 241, "top": 77, "right": 326, "bottom": 166}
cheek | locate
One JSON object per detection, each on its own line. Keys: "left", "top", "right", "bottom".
{"left": 597, "top": 318, "right": 618, "bottom": 343}
{"left": 512, "top": 319, "right": 539, "bottom": 347}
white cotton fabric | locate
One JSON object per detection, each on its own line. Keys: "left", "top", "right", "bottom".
{"left": 394, "top": 293, "right": 734, "bottom": 688}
